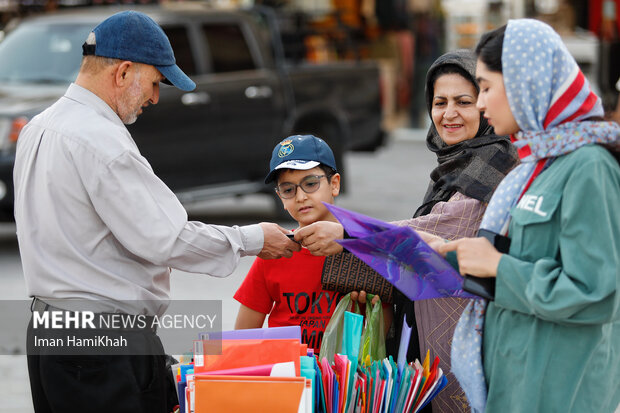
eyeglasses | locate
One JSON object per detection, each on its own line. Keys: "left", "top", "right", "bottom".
{"left": 275, "top": 175, "right": 326, "bottom": 199}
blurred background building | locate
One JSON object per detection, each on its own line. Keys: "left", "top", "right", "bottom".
{"left": 0, "top": 0, "right": 618, "bottom": 128}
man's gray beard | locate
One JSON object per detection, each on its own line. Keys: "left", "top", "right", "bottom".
{"left": 120, "top": 71, "right": 142, "bottom": 125}
{"left": 123, "top": 113, "right": 138, "bottom": 125}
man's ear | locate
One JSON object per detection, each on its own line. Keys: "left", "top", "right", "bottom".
{"left": 114, "top": 61, "right": 134, "bottom": 86}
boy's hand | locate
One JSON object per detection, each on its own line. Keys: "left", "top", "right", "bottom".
{"left": 294, "top": 221, "right": 344, "bottom": 256}
{"left": 258, "top": 223, "right": 301, "bottom": 259}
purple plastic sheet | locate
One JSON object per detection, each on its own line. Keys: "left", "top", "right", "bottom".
{"left": 325, "top": 203, "right": 475, "bottom": 301}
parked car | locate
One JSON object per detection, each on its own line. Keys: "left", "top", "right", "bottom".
{"left": 0, "top": 4, "right": 385, "bottom": 220}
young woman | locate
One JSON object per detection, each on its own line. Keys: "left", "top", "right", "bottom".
{"left": 437, "top": 19, "right": 620, "bottom": 413}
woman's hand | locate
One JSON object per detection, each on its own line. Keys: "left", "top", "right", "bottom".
{"left": 294, "top": 221, "right": 344, "bottom": 256}
{"left": 350, "top": 290, "right": 380, "bottom": 306}
{"left": 438, "top": 237, "right": 502, "bottom": 277}
{"left": 416, "top": 230, "right": 447, "bottom": 253}
{"left": 349, "top": 291, "right": 377, "bottom": 328}
{"left": 350, "top": 291, "right": 392, "bottom": 336}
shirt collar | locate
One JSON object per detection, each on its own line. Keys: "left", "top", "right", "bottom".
{"left": 64, "top": 83, "right": 126, "bottom": 129}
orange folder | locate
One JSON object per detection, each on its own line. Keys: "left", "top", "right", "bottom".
{"left": 194, "top": 339, "right": 307, "bottom": 376}
{"left": 194, "top": 375, "right": 306, "bottom": 413}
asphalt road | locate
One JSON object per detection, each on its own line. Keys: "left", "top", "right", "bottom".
{"left": 0, "top": 128, "right": 434, "bottom": 412}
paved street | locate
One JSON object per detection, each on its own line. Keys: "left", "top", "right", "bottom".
{"left": 0, "top": 128, "right": 433, "bottom": 412}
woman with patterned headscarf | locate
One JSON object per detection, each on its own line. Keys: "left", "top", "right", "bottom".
{"left": 433, "top": 19, "right": 620, "bottom": 413}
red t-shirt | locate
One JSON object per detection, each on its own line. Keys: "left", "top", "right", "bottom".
{"left": 234, "top": 248, "right": 344, "bottom": 353}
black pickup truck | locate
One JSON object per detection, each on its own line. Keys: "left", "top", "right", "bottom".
{"left": 0, "top": 4, "right": 384, "bottom": 220}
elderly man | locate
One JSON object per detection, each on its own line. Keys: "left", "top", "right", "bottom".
{"left": 14, "top": 10, "right": 300, "bottom": 413}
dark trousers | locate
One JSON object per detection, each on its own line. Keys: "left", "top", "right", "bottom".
{"left": 27, "top": 316, "right": 173, "bottom": 413}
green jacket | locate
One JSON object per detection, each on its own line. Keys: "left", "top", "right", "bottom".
{"left": 484, "top": 145, "right": 620, "bottom": 412}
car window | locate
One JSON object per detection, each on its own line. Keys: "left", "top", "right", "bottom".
{"left": 0, "top": 23, "right": 92, "bottom": 84}
{"left": 162, "top": 25, "right": 196, "bottom": 76}
{"left": 201, "top": 23, "right": 255, "bottom": 73}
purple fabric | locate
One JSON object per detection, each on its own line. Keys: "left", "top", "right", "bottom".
{"left": 325, "top": 203, "right": 475, "bottom": 301}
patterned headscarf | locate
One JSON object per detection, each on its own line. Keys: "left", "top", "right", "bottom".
{"left": 451, "top": 19, "right": 620, "bottom": 413}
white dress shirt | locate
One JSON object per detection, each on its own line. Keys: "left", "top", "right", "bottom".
{"left": 13, "top": 83, "right": 263, "bottom": 315}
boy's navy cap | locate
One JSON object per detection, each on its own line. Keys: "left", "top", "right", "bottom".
{"left": 265, "top": 135, "right": 337, "bottom": 183}
{"left": 82, "top": 11, "right": 196, "bottom": 92}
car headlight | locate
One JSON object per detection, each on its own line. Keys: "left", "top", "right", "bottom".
{"left": 0, "top": 116, "right": 28, "bottom": 151}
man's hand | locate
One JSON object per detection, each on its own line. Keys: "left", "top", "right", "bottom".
{"left": 437, "top": 237, "right": 502, "bottom": 277}
{"left": 294, "top": 221, "right": 344, "bottom": 256}
{"left": 257, "top": 223, "right": 301, "bottom": 259}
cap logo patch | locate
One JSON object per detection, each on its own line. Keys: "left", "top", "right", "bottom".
{"left": 278, "top": 140, "right": 294, "bottom": 158}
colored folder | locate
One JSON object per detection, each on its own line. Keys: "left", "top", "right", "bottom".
{"left": 193, "top": 375, "right": 306, "bottom": 413}
{"left": 198, "top": 325, "right": 302, "bottom": 341}
{"left": 194, "top": 339, "right": 306, "bottom": 376}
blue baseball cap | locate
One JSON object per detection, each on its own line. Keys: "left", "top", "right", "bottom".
{"left": 265, "top": 135, "right": 338, "bottom": 183}
{"left": 82, "top": 11, "right": 196, "bottom": 91}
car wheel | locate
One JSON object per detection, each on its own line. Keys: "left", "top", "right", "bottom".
{"left": 0, "top": 207, "right": 14, "bottom": 222}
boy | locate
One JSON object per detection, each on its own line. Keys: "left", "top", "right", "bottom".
{"left": 233, "top": 134, "right": 344, "bottom": 353}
